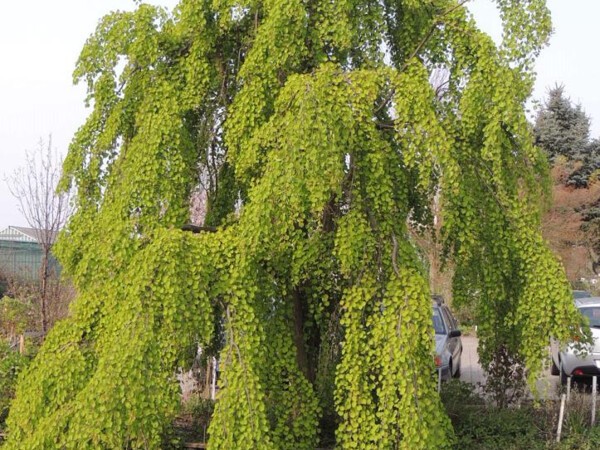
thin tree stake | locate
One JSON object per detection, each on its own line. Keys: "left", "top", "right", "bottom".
{"left": 557, "top": 393, "right": 566, "bottom": 443}
{"left": 592, "top": 376, "right": 597, "bottom": 426}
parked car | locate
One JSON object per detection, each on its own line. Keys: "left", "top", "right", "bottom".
{"left": 573, "top": 290, "right": 592, "bottom": 299}
{"left": 551, "top": 297, "right": 600, "bottom": 385}
{"left": 432, "top": 297, "right": 463, "bottom": 380}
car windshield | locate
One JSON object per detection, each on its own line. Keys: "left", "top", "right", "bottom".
{"left": 580, "top": 307, "right": 600, "bottom": 328}
{"left": 432, "top": 308, "right": 446, "bottom": 334}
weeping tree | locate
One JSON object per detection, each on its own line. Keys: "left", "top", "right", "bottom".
{"left": 3, "top": 0, "right": 582, "bottom": 449}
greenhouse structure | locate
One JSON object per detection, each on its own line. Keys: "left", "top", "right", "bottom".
{"left": 0, "top": 226, "right": 59, "bottom": 282}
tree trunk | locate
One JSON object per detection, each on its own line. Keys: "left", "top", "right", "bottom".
{"left": 292, "top": 288, "right": 311, "bottom": 381}
{"left": 40, "top": 248, "right": 50, "bottom": 335}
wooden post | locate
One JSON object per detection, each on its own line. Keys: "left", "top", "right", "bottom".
{"left": 557, "top": 393, "right": 566, "bottom": 443}
{"left": 592, "top": 376, "right": 597, "bottom": 426}
{"left": 19, "top": 334, "right": 25, "bottom": 354}
{"left": 437, "top": 368, "right": 442, "bottom": 393}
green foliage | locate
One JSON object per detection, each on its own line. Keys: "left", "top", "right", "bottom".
{"left": 441, "top": 380, "right": 600, "bottom": 450}
{"left": 2, "top": 1, "right": 580, "bottom": 449}
{"left": 0, "top": 297, "right": 33, "bottom": 338}
{"left": 180, "top": 396, "right": 215, "bottom": 442}
{"left": 562, "top": 139, "right": 600, "bottom": 189}
{"left": 0, "top": 341, "right": 33, "bottom": 428}
{"left": 452, "top": 406, "right": 546, "bottom": 449}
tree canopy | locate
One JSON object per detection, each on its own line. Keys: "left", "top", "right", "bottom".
{"left": 3, "top": 1, "right": 581, "bottom": 449}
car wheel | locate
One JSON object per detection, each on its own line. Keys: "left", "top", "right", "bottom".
{"left": 560, "top": 362, "right": 569, "bottom": 386}
{"left": 452, "top": 358, "right": 461, "bottom": 378}
{"left": 551, "top": 358, "right": 559, "bottom": 376}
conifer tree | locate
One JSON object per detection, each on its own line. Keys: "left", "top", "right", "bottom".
{"left": 534, "top": 85, "right": 591, "bottom": 162}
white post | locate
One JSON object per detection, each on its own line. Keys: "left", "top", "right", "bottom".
{"left": 211, "top": 356, "right": 217, "bottom": 400}
{"left": 567, "top": 375, "right": 571, "bottom": 402}
{"left": 557, "top": 393, "right": 566, "bottom": 443}
{"left": 593, "top": 376, "right": 597, "bottom": 426}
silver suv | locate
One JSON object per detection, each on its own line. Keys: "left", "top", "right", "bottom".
{"left": 551, "top": 297, "right": 600, "bottom": 385}
{"left": 432, "top": 297, "right": 463, "bottom": 380}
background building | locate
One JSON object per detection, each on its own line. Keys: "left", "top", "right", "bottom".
{"left": 0, "top": 226, "right": 59, "bottom": 284}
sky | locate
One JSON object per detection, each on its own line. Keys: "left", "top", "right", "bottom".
{"left": 0, "top": 0, "right": 599, "bottom": 230}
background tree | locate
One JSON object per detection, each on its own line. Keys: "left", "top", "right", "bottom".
{"left": 541, "top": 159, "right": 600, "bottom": 281}
{"left": 6, "top": 137, "right": 72, "bottom": 334}
{"left": 534, "top": 85, "right": 591, "bottom": 163}
{"left": 3, "top": 1, "right": 581, "bottom": 449}
{"left": 534, "top": 86, "right": 600, "bottom": 187}
{"left": 566, "top": 138, "right": 600, "bottom": 188}
{"left": 535, "top": 87, "right": 600, "bottom": 280}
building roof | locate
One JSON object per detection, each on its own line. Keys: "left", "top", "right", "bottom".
{"left": 0, "top": 226, "right": 58, "bottom": 244}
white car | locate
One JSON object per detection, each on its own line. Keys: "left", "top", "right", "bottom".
{"left": 573, "top": 290, "right": 592, "bottom": 299}
{"left": 432, "top": 298, "right": 462, "bottom": 380}
{"left": 551, "top": 297, "right": 600, "bottom": 385}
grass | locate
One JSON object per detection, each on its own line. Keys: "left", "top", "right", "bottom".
{"left": 441, "top": 379, "right": 600, "bottom": 449}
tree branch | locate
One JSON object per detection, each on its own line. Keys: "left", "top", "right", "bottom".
{"left": 181, "top": 223, "right": 218, "bottom": 233}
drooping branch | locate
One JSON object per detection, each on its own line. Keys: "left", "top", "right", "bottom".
{"left": 181, "top": 223, "right": 218, "bottom": 234}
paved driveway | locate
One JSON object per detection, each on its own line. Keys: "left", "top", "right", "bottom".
{"left": 459, "top": 335, "right": 486, "bottom": 385}
{"left": 459, "top": 335, "right": 560, "bottom": 398}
